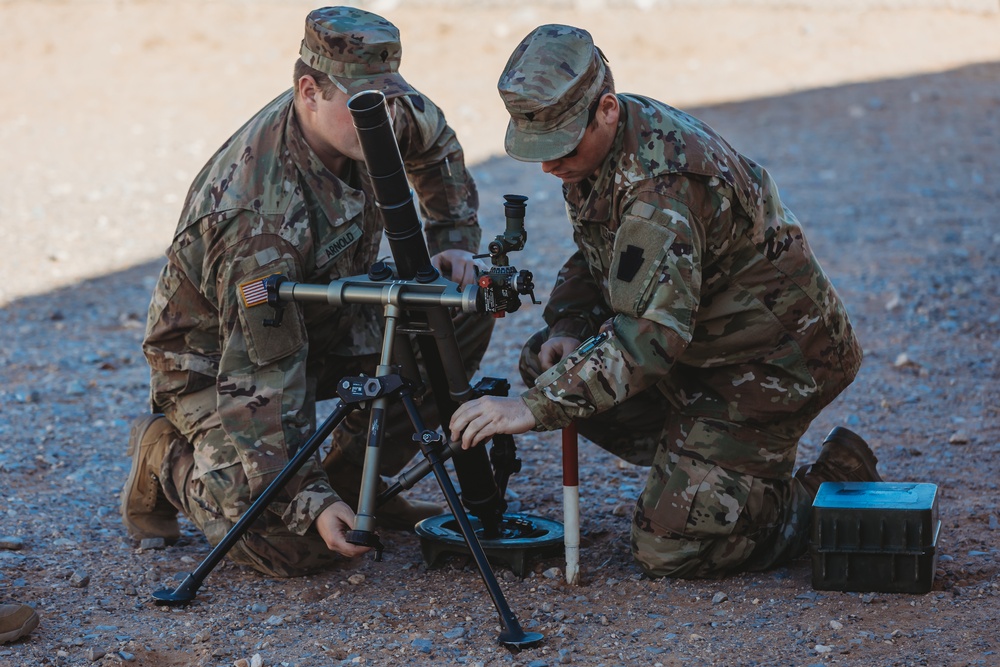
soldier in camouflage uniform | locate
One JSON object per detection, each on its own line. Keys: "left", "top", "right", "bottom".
{"left": 121, "top": 7, "right": 493, "bottom": 577}
{"left": 450, "top": 25, "right": 882, "bottom": 578}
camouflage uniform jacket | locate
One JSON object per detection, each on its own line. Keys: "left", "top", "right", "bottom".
{"left": 522, "top": 94, "right": 860, "bottom": 475}
{"left": 142, "top": 89, "right": 480, "bottom": 535}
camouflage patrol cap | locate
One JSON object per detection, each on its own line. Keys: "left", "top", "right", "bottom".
{"left": 498, "top": 25, "right": 607, "bottom": 162}
{"left": 300, "top": 6, "right": 414, "bottom": 98}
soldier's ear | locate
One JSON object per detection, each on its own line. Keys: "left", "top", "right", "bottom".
{"left": 598, "top": 93, "right": 619, "bottom": 125}
{"left": 296, "top": 75, "right": 321, "bottom": 110}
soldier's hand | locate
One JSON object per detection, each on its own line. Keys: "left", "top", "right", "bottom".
{"left": 539, "top": 336, "right": 581, "bottom": 370}
{"left": 450, "top": 396, "right": 537, "bottom": 450}
{"left": 315, "top": 501, "right": 371, "bottom": 558}
{"left": 431, "top": 249, "right": 484, "bottom": 289}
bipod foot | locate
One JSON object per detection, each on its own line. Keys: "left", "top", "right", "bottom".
{"left": 499, "top": 628, "right": 544, "bottom": 650}
{"left": 152, "top": 573, "right": 199, "bottom": 606}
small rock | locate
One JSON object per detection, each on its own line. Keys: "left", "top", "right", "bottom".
{"left": 893, "top": 353, "right": 916, "bottom": 368}
{"left": 234, "top": 660, "right": 250, "bottom": 667}
{"left": 265, "top": 615, "right": 284, "bottom": 625}
{"left": 948, "top": 431, "right": 969, "bottom": 445}
{"left": 251, "top": 655, "right": 264, "bottom": 667}
{"left": 14, "top": 390, "right": 41, "bottom": 404}
{"left": 989, "top": 515, "right": 999, "bottom": 531}
{"left": 69, "top": 571, "right": 90, "bottom": 588}
{"left": 443, "top": 626, "right": 466, "bottom": 639}
{"left": 66, "top": 381, "right": 88, "bottom": 396}
{"left": 0, "top": 536, "right": 24, "bottom": 550}
{"left": 250, "top": 603, "right": 269, "bottom": 613}
{"left": 830, "top": 620, "right": 843, "bottom": 630}
{"left": 711, "top": 592, "right": 728, "bottom": 604}
{"left": 193, "top": 628, "right": 211, "bottom": 642}
{"left": 139, "top": 537, "right": 166, "bottom": 550}
{"left": 347, "top": 573, "right": 365, "bottom": 585}
{"left": 411, "top": 638, "right": 433, "bottom": 654}
{"left": 814, "top": 644, "right": 833, "bottom": 654}
{"left": 611, "top": 502, "right": 633, "bottom": 517}
{"left": 86, "top": 648, "right": 105, "bottom": 661}
{"left": 118, "top": 651, "right": 136, "bottom": 662}
{"left": 542, "top": 567, "right": 562, "bottom": 579}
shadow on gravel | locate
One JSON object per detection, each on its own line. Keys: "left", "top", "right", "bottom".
{"left": 1, "top": 61, "right": 998, "bottom": 666}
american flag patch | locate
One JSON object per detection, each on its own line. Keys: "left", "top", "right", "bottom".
{"left": 238, "top": 276, "right": 271, "bottom": 308}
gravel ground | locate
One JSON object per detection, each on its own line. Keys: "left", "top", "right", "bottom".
{"left": 1, "top": 3, "right": 999, "bottom": 666}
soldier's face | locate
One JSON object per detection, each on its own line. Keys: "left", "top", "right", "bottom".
{"left": 314, "top": 87, "right": 365, "bottom": 162}
{"left": 539, "top": 94, "right": 619, "bottom": 184}
{"left": 311, "top": 85, "right": 397, "bottom": 164}
{"left": 540, "top": 127, "right": 604, "bottom": 184}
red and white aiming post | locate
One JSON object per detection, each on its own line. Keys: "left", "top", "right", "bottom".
{"left": 561, "top": 421, "right": 580, "bottom": 585}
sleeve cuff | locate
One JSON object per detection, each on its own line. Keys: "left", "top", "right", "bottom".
{"left": 521, "top": 386, "right": 575, "bottom": 431}
{"left": 282, "top": 480, "right": 342, "bottom": 536}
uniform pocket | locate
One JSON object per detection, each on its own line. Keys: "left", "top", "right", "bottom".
{"left": 646, "top": 421, "right": 753, "bottom": 539}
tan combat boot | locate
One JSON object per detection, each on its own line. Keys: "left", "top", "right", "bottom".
{"left": 120, "top": 414, "right": 180, "bottom": 544}
{"left": 794, "top": 426, "right": 883, "bottom": 499}
{"left": 0, "top": 603, "right": 39, "bottom": 644}
{"left": 326, "top": 461, "right": 444, "bottom": 531}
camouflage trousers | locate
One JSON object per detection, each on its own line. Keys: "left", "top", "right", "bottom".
{"left": 156, "top": 311, "right": 494, "bottom": 578}
{"left": 519, "top": 327, "right": 821, "bottom": 579}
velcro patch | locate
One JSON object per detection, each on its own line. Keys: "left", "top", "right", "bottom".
{"left": 609, "top": 215, "right": 675, "bottom": 318}
{"left": 617, "top": 245, "right": 645, "bottom": 282}
{"left": 238, "top": 275, "right": 273, "bottom": 308}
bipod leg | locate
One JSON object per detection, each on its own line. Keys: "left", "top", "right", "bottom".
{"left": 400, "top": 394, "right": 542, "bottom": 649}
{"left": 151, "top": 400, "right": 357, "bottom": 606}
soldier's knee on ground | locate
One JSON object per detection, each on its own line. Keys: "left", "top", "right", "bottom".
{"left": 631, "top": 526, "right": 712, "bottom": 578}
{"left": 631, "top": 508, "right": 762, "bottom": 579}
{"left": 225, "top": 527, "right": 341, "bottom": 578}
{"left": 630, "top": 465, "right": 809, "bottom": 578}
{"left": 630, "top": 456, "right": 763, "bottom": 578}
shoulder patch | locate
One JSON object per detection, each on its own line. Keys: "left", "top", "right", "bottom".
{"left": 238, "top": 275, "right": 274, "bottom": 308}
{"left": 609, "top": 213, "right": 678, "bottom": 318}
{"left": 616, "top": 245, "right": 645, "bottom": 282}
{"left": 235, "top": 258, "right": 305, "bottom": 366}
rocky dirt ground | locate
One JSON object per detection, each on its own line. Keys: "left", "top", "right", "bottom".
{"left": 1, "top": 2, "right": 999, "bottom": 666}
